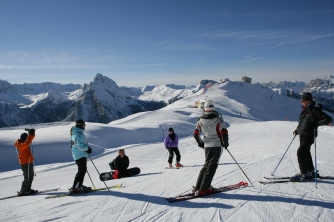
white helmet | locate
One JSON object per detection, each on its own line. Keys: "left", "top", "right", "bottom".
{"left": 204, "top": 100, "right": 215, "bottom": 111}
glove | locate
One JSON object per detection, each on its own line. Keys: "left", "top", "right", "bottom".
{"left": 222, "top": 134, "right": 229, "bottom": 149}
{"left": 28, "top": 129, "right": 35, "bottom": 135}
{"left": 112, "top": 170, "right": 119, "bottom": 179}
{"left": 198, "top": 142, "right": 204, "bottom": 149}
{"left": 86, "top": 147, "right": 92, "bottom": 154}
{"left": 293, "top": 130, "right": 298, "bottom": 136}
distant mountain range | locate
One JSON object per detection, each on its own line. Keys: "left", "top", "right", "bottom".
{"left": 0, "top": 74, "right": 168, "bottom": 128}
{"left": 261, "top": 75, "right": 334, "bottom": 113}
{"left": 0, "top": 74, "right": 333, "bottom": 128}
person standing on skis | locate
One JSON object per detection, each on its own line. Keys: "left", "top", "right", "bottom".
{"left": 69, "top": 120, "right": 92, "bottom": 193}
{"left": 291, "top": 92, "right": 332, "bottom": 181}
{"left": 193, "top": 100, "right": 229, "bottom": 196}
{"left": 164, "top": 127, "right": 183, "bottom": 168}
{"left": 14, "top": 128, "right": 37, "bottom": 196}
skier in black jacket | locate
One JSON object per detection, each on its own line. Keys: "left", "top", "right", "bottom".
{"left": 291, "top": 92, "right": 332, "bottom": 181}
{"left": 112, "top": 149, "right": 131, "bottom": 179}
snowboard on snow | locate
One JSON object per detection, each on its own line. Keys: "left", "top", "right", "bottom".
{"left": 99, "top": 167, "right": 141, "bottom": 181}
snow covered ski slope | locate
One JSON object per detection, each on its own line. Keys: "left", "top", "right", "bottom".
{"left": 0, "top": 82, "right": 333, "bottom": 221}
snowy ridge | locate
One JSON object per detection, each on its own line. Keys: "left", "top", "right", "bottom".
{"left": 262, "top": 75, "right": 334, "bottom": 99}
{"left": 138, "top": 84, "right": 197, "bottom": 103}
{"left": 0, "top": 74, "right": 167, "bottom": 127}
{"left": 1, "top": 74, "right": 334, "bottom": 128}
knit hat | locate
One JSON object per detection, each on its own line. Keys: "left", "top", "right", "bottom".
{"left": 76, "top": 119, "right": 86, "bottom": 127}
{"left": 301, "top": 92, "right": 313, "bottom": 102}
{"left": 168, "top": 128, "right": 174, "bottom": 132}
{"left": 204, "top": 100, "right": 215, "bottom": 111}
{"left": 20, "top": 133, "right": 28, "bottom": 141}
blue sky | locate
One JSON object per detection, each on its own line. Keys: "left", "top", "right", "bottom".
{"left": 0, "top": 0, "right": 333, "bottom": 87}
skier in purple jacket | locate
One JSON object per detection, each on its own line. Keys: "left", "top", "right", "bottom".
{"left": 164, "top": 128, "right": 183, "bottom": 168}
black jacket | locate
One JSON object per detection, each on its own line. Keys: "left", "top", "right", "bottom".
{"left": 114, "top": 155, "right": 130, "bottom": 178}
{"left": 296, "top": 102, "right": 332, "bottom": 137}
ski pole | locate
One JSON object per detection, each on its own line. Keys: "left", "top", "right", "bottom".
{"left": 86, "top": 170, "right": 96, "bottom": 189}
{"left": 31, "top": 142, "right": 36, "bottom": 177}
{"left": 314, "top": 129, "right": 318, "bottom": 189}
{"left": 160, "top": 151, "right": 169, "bottom": 171}
{"left": 225, "top": 148, "right": 256, "bottom": 189}
{"left": 271, "top": 134, "right": 296, "bottom": 176}
{"left": 87, "top": 154, "right": 110, "bottom": 192}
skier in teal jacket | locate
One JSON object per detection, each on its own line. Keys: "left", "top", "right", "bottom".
{"left": 69, "top": 120, "right": 92, "bottom": 193}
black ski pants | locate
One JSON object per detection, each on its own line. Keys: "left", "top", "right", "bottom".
{"left": 72, "top": 157, "right": 87, "bottom": 188}
{"left": 20, "top": 163, "right": 34, "bottom": 193}
{"left": 196, "top": 147, "right": 222, "bottom": 191}
{"left": 167, "top": 147, "right": 181, "bottom": 164}
{"left": 297, "top": 136, "right": 314, "bottom": 174}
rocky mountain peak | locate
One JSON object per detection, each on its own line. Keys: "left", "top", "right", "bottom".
{"left": 92, "top": 73, "right": 119, "bottom": 89}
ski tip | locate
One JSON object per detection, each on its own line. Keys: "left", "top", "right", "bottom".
{"left": 239, "top": 181, "right": 248, "bottom": 187}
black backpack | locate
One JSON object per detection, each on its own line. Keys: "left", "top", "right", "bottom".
{"left": 109, "top": 159, "right": 116, "bottom": 170}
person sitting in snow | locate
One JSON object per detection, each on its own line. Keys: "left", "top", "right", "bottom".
{"left": 69, "top": 120, "right": 92, "bottom": 193}
{"left": 111, "top": 149, "right": 132, "bottom": 179}
{"left": 14, "top": 129, "right": 37, "bottom": 196}
{"left": 164, "top": 127, "right": 183, "bottom": 168}
{"left": 193, "top": 100, "right": 229, "bottom": 196}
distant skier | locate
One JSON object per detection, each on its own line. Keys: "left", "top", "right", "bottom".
{"left": 69, "top": 120, "right": 92, "bottom": 193}
{"left": 193, "top": 100, "right": 229, "bottom": 196}
{"left": 14, "top": 128, "right": 37, "bottom": 196}
{"left": 291, "top": 92, "right": 332, "bottom": 181}
{"left": 164, "top": 127, "right": 183, "bottom": 168}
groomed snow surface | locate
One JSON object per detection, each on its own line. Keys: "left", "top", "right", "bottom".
{"left": 1, "top": 82, "right": 333, "bottom": 221}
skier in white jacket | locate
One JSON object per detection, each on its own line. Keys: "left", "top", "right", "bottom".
{"left": 193, "top": 100, "right": 229, "bottom": 196}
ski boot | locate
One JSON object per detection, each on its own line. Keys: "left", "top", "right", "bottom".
{"left": 175, "top": 163, "right": 183, "bottom": 168}
{"left": 17, "top": 189, "right": 38, "bottom": 196}
{"left": 290, "top": 173, "right": 313, "bottom": 181}
{"left": 68, "top": 187, "right": 81, "bottom": 194}
{"left": 68, "top": 185, "right": 91, "bottom": 194}
{"left": 308, "top": 170, "right": 320, "bottom": 179}
{"left": 194, "top": 186, "right": 216, "bottom": 196}
{"left": 191, "top": 186, "right": 198, "bottom": 195}
{"left": 80, "top": 185, "right": 92, "bottom": 192}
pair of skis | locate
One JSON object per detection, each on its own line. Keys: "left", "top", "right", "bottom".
{"left": 0, "top": 184, "right": 122, "bottom": 201}
{"left": 165, "top": 181, "right": 248, "bottom": 203}
{"left": 46, "top": 184, "right": 122, "bottom": 199}
{"left": 259, "top": 176, "right": 332, "bottom": 184}
{"left": 165, "top": 164, "right": 196, "bottom": 169}
{"left": 166, "top": 176, "right": 333, "bottom": 204}
{"left": 0, "top": 188, "right": 61, "bottom": 201}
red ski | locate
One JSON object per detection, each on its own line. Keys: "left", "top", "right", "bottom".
{"left": 165, "top": 181, "right": 248, "bottom": 203}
